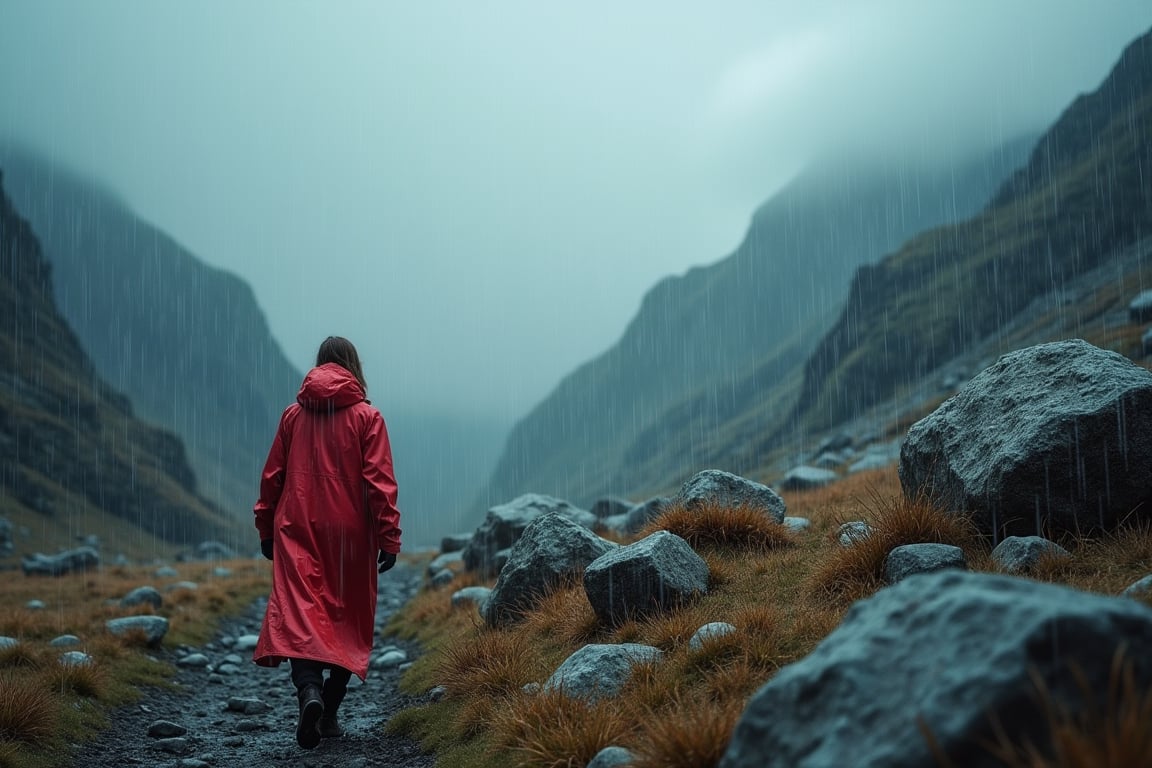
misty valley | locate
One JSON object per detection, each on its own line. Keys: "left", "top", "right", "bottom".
{"left": 2, "top": 10, "right": 1152, "bottom": 768}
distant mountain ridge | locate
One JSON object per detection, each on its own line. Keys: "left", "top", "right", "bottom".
{"left": 481, "top": 133, "right": 1034, "bottom": 507}
{"left": 798, "top": 25, "right": 1152, "bottom": 433}
{"left": 0, "top": 149, "right": 303, "bottom": 515}
{"left": 0, "top": 172, "right": 234, "bottom": 544}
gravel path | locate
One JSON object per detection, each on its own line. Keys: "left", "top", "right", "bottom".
{"left": 73, "top": 563, "right": 436, "bottom": 768}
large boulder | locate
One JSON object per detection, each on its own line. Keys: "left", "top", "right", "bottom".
{"left": 720, "top": 570, "right": 1152, "bottom": 768}
{"left": 21, "top": 547, "right": 100, "bottom": 576}
{"left": 543, "top": 643, "right": 664, "bottom": 702}
{"left": 900, "top": 340, "right": 1152, "bottom": 538}
{"left": 483, "top": 513, "right": 617, "bottom": 628}
{"left": 675, "top": 470, "right": 785, "bottom": 522}
{"left": 462, "top": 494, "right": 595, "bottom": 575}
{"left": 583, "top": 531, "right": 709, "bottom": 625}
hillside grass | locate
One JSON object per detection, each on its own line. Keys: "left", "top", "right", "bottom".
{"left": 386, "top": 466, "right": 1152, "bottom": 768}
{"left": 0, "top": 558, "right": 272, "bottom": 768}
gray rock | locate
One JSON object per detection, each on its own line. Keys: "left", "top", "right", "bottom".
{"left": 813, "top": 452, "right": 847, "bottom": 469}
{"left": 900, "top": 340, "right": 1152, "bottom": 538}
{"left": 588, "top": 746, "right": 635, "bottom": 768}
{"left": 154, "top": 737, "right": 190, "bottom": 755}
{"left": 689, "top": 622, "right": 737, "bottom": 652}
{"left": 196, "top": 541, "right": 235, "bottom": 560}
{"left": 154, "top": 566, "right": 180, "bottom": 578}
{"left": 675, "top": 470, "right": 785, "bottom": 522}
{"left": 1130, "top": 289, "right": 1152, "bottom": 322}
{"left": 883, "top": 543, "right": 967, "bottom": 584}
{"left": 848, "top": 453, "right": 894, "bottom": 474}
{"left": 815, "top": 432, "right": 854, "bottom": 455}
{"left": 719, "top": 570, "right": 1152, "bottom": 768}
{"left": 428, "top": 685, "right": 447, "bottom": 703}
{"left": 120, "top": 586, "right": 163, "bottom": 609}
{"left": 430, "top": 569, "right": 455, "bottom": 588}
{"left": 166, "top": 581, "right": 199, "bottom": 594}
{"left": 439, "top": 533, "right": 472, "bottom": 553}
{"left": 590, "top": 497, "right": 634, "bottom": 519}
{"left": 1123, "top": 574, "right": 1152, "bottom": 599}
{"left": 779, "top": 466, "right": 837, "bottom": 492}
{"left": 484, "top": 513, "right": 618, "bottom": 628}
{"left": 583, "top": 531, "right": 709, "bottom": 625}
{"left": 148, "top": 720, "right": 188, "bottom": 738}
{"left": 234, "top": 719, "right": 267, "bottom": 732}
{"left": 426, "top": 550, "right": 463, "bottom": 578}
{"left": 544, "top": 643, "right": 664, "bottom": 702}
{"left": 371, "top": 650, "right": 407, "bottom": 670}
{"left": 990, "top": 536, "right": 1071, "bottom": 574}
{"left": 522, "top": 681, "right": 541, "bottom": 695}
{"left": 106, "top": 616, "right": 169, "bottom": 646}
{"left": 177, "top": 653, "right": 210, "bottom": 668}
{"left": 226, "top": 697, "right": 270, "bottom": 715}
{"left": 49, "top": 634, "right": 81, "bottom": 648}
{"left": 233, "top": 634, "right": 259, "bottom": 652}
{"left": 21, "top": 546, "right": 100, "bottom": 576}
{"left": 222, "top": 653, "right": 243, "bottom": 665}
{"left": 837, "top": 521, "right": 872, "bottom": 546}
{"left": 782, "top": 517, "right": 811, "bottom": 532}
{"left": 462, "top": 494, "right": 596, "bottom": 575}
{"left": 623, "top": 497, "right": 671, "bottom": 534}
{"left": 598, "top": 513, "right": 630, "bottom": 533}
{"left": 0, "top": 637, "right": 17, "bottom": 650}
{"left": 222, "top": 736, "right": 244, "bottom": 747}
{"left": 216, "top": 663, "right": 241, "bottom": 675}
{"left": 450, "top": 586, "right": 492, "bottom": 611}
{"left": 59, "top": 651, "right": 93, "bottom": 667}
{"left": 213, "top": 566, "right": 232, "bottom": 578}
{"left": 25, "top": 599, "right": 46, "bottom": 610}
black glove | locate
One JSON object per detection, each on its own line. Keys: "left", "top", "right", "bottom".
{"left": 377, "top": 550, "right": 397, "bottom": 573}
{"left": 260, "top": 539, "right": 274, "bottom": 561}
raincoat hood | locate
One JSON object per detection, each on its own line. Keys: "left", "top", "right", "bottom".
{"left": 296, "top": 363, "right": 366, "bottom": 411}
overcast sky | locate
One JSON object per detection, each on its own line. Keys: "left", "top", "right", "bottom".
{"left": 1, "top": 1, "right": 1150, "bottom": 424}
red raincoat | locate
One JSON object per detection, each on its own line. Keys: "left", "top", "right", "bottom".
{"left": 252, "top": 363, "right": 401, "bottom": 680}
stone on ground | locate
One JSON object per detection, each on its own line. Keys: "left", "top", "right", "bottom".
{"left": 584, "top": 531, "right": 708, "bottom": 625}
{"left": 675, "top": 470, "right": 785, "bottom": 522}
{"left": 544, "top": 643, "right": 663, "bottom": 702}
{"left": 106, "top": 616, "right": 169, "bottom": 646}
{"left": 462, "top": 494, "right": 595, "bottom": 575}
{"left": 990, "top": 536, "right": 1071, "bottom": 574}
{"left": 883, "top": 543, "right": 967, "bottom": 583}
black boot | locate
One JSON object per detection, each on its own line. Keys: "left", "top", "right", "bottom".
{"left": 318, "top": 678, "right": 347, "bottom": 738}
{"left": 296, "top": 684, "right": 324, "bottom": 749}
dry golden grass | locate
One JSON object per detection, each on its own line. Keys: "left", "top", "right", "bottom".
{"left": 392, "top": 465, "right": 1152, "bottom": 768}
{"left": 810, "top": 488, "right": 983, "bottom": 599}
{"left": 491, "top": 688, "right": 635, "bottom": 768}
{"left": 631, "top": 692, "right": 746, "bottom": 768}
{"left": 0, "top": 557, "right": 271, "bottom": 766}
{"left": 640, "top": 501, "right": 795, "bottom": 553}
{"left": 0, "top": 673, "right": 58, "bottom": 743}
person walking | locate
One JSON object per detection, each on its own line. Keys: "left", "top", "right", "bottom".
{"left": 251, "top": 336, "right": 402, "bottom": 749}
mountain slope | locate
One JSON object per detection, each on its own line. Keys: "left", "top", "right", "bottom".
{"left": 0, "top": 150, "right": 302, "bottom": 514}
{"left": 482, "top": 140, "right": 1033, "bottom": 506}
{"left": 798, "top": 27, "right": 1152, "bottom": 432}
{"left": 0, "top": 172, "right": 235, "bottom": 548}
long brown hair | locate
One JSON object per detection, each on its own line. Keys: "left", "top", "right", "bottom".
{"left": 316, "top": 336, "right": 367, "bottom": 392}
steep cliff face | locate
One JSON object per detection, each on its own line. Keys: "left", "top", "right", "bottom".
{"left": 798, "top": 27, "right": 1152, "bottom": 432}
{"left": 0, "top": 151, "right": 302, "bottom": 513}
{"left": 483, "top": 141, "right": 1032, "bottom": 506}
{"left": 0, "top": 173, "right": 234, "bottom": 544}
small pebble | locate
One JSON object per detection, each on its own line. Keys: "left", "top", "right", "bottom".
{"left": 234, "top": 719, "right": 268, "bottom": 732}
{"left": 148, "top": 720, "right": 188, "bottom": 739}
{"left": 177, "top": 654, "right": 210, "bottom": 668}
{"left": 222, "top": 736, "right": 244, "bottom": 748}
{"left": 153, "top": 737, "right": 190, "bottom": 755}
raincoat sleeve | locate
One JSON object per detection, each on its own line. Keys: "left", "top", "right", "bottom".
{"left": 254, "top": 410, "right": 292, "bottom": 541}
{"left": 363, "top": 411, "right": 402, "bottom": 554}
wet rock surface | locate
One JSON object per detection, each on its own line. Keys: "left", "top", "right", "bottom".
{"left": 73, "top": 563, "right": 435, "bottom": 768}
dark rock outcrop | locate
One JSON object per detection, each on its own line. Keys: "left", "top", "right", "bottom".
{"left": 720, "top": 570, "right": 1152, "bottom": 768}
{"left": 483, "top": 513, "right": 617, "bottom": 628}
{"left": 900, "top": 340, "right": 1152, "bottom": 538}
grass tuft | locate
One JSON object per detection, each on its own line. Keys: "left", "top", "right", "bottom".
{"left": 45, "top": 658, "right": 107, "bottom": 699}
{"left": 0, "top": 674, "right": 58, "bottom": 743}
{"left": 491, "top": 688, "right": 634, "bottom": 768}
{"left": 631, "top": 691, "right": 745, "bottom": 768}
{"left": 640, "top": 501, "right": 795, "bottom": 553}
{"left": 810, "top": 488, "right": 982, "bottom": 598}
{"left": 436, "top": 628, "right": 544, "bottom": 701}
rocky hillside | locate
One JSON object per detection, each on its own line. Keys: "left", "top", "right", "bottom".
{"left": 482, "top": 132, "right": 1033, "bottom": 507}
{"left": 798, "top": 26, "right": 1152, "bottom": 433}
{"left": 0, "top": 150, "right": 301, "bottom": 514}
{"left": 0, "top": 172, "right": 235, "bottom": 546}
